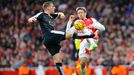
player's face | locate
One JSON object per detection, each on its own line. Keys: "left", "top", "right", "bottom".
{"left": 48, "top": 3, "right": 56, "bottom": 13}
{"left": 77, "top": 10, "right": 86, "bottom": 19}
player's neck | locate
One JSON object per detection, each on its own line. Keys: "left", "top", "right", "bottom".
{"left": 81, "top": 17, "right": 87, "bottom": 20}
{"left": 80, "top": 17, "right": 86, "bottom": 20}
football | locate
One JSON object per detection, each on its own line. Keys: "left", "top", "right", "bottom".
{"left": 74, "top": 20, "right": 85, "bottom": 30}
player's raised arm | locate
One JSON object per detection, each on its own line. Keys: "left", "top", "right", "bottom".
{"left": 28, "top": 12, "right": 43, "bottom": 24}
{"left": 66, "top": 15, "right": 76, "bottom": 32}
{"left": 57, "top": 12, "right": 65, "bottom": 19}
{"left": 52, "top": 12, "right": 65, "bottom": 19}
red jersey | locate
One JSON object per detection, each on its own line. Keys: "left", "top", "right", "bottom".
{"left": 83, "top": 18, "right": 96, "bottom": 33}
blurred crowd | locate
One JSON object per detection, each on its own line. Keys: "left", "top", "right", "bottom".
{"left": 0, "top": 0, "right": 134, "bottom": 72}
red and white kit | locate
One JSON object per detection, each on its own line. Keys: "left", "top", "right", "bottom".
{"left": 66, "top": 18, "right": 105, "bottom": 59}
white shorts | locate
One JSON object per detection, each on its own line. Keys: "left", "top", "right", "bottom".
{"left": 79, "top": 38, "right": 98, "bottom": 59}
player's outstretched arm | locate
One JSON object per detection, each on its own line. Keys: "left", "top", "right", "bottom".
{"left": 57, "top": 12, "right": 65, "bottom": 19}
{"left": 28, "top": 17, "right": 38, "bottom": 24}
{"left": 28, "top": 12, "right": 43, "bottom": 24}
{"left": 66, "top": 15, "right": 76, "bottom": 32}
{"left": 53, "top": 12, "right": 65, "bottom": 20}
{"left": 91, "top": 18, "right": 105, "bottom": 32}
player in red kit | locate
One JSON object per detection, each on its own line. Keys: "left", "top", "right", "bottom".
{"left": 66, "top": 7, "right": 105, "bottom": 75}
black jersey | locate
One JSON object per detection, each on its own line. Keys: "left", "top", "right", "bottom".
{"left": 34, "top": 12, "right": 58, "bottom": 33}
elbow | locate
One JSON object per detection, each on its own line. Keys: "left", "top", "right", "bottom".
{"left": 99, "top": 25, "right": 106, "bottom": 31}
{"left": 102, "top": 27, "right": 106, "bottom": 31}
{"left": 97, "top": 26, "right": 105, "bottom": 32}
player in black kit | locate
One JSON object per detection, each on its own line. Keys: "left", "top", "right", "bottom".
{"left": 28, "top": 1, "right": 94, "bottom": 75}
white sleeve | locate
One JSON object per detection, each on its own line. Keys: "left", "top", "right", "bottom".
{"left": 69, "top": 26, "right": 77, "bottom": 33}
{"left": 66, "top": 20, "right": 77, "bottom": 33}
{"left": 91, "top": 18, "right": 105, "bottom": 31}
{"left": 66, "top": 20, "right": 73, "bottom": 32}
{"left": 31, "top": 12, "right": 43, "bottom": 19}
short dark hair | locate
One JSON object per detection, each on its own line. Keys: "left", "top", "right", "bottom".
{"left": 76, "top": 7, "right": 87, "bottom": 13}
{"left": 42, "top": 1, "right": 53, "bottom": 9}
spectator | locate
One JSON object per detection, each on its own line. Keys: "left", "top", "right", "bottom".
{"left": 18, "top": 56, "right": 30, "bottom": 75}
{"left": 111, "top": 55, "right": 128, "bottom": 75}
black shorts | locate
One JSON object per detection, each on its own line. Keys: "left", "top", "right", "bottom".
{"left": 42, "top": 30, "right": 65, "bottom": 56}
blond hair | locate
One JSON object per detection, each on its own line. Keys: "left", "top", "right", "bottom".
{"left": 76, "top": 7, "right": 87, "bottom": 13}
{"left": 42, "top": 1, "right": 53, "bottom": 9}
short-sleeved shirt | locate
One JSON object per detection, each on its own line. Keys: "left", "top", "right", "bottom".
{"left": 83, "top": 18, "right": 96, "bottom": 33}
{"left": 34, "top": 12, "right": 58, "bottom": 33}
{"left": 33, "top": 12, "right": 65, "bottom": 56}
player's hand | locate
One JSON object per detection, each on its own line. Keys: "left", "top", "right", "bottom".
{"left": 58, "top": 12, "right": 65, "bottom": 19}
{"left": 28, "top": 17, "right": 37, "bottom": 24}
{"left": 69, "top": 15, "right": 75, "bottom": 21}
